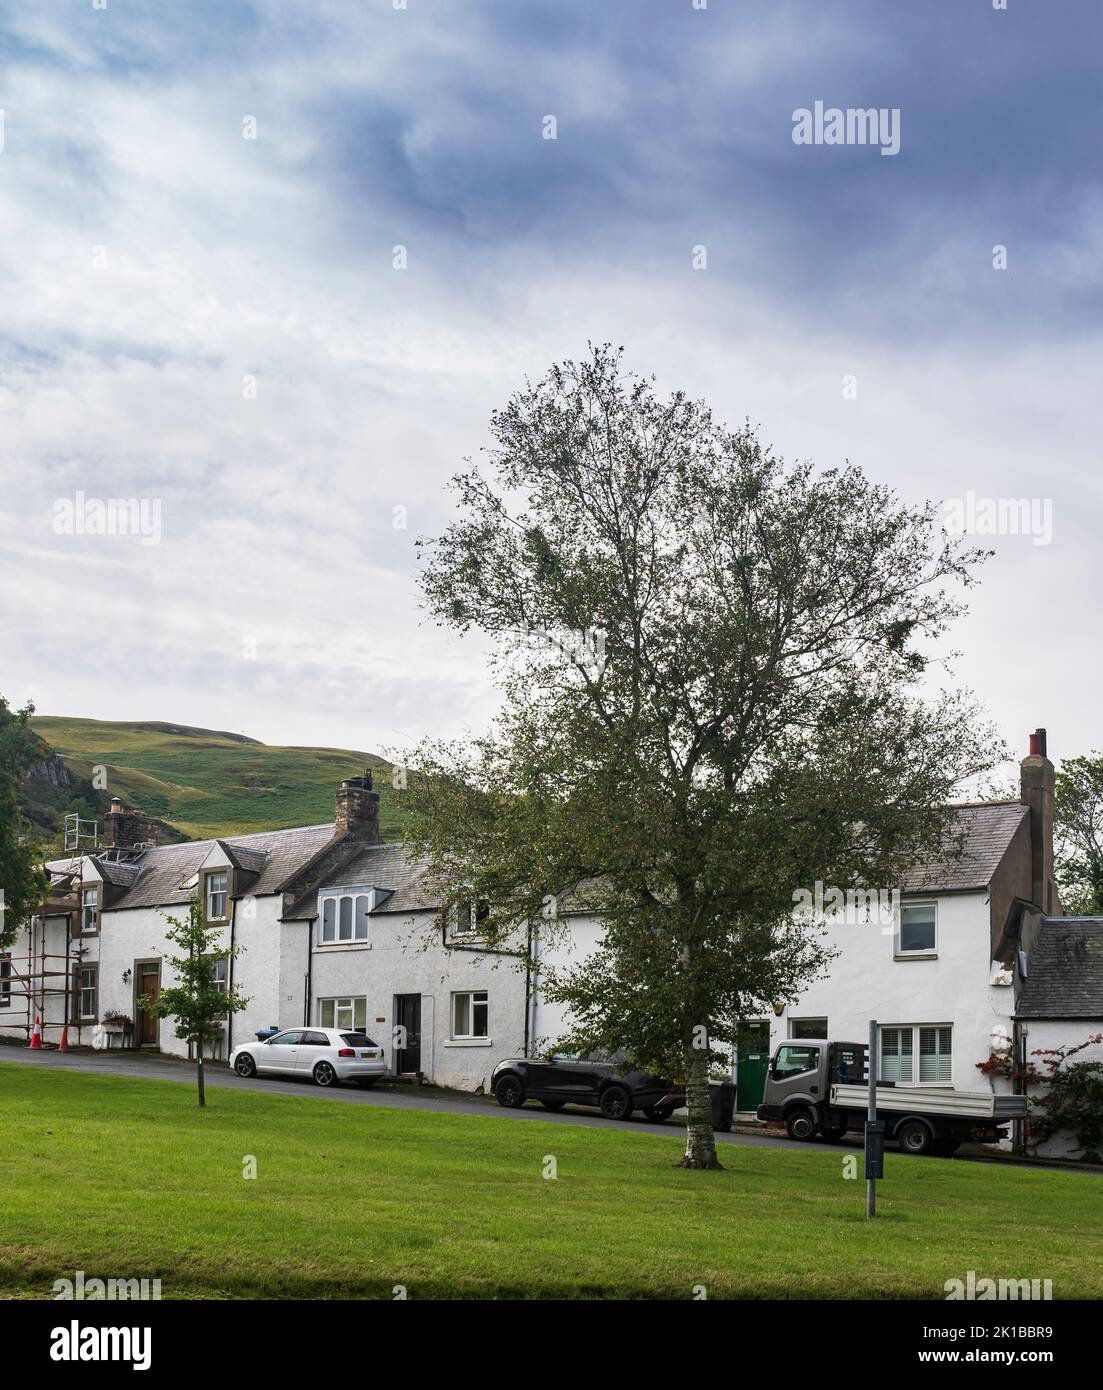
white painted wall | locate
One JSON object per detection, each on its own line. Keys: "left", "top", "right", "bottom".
{"left": 771, "top": 891, "right": 1014, "bottom": 1093}
{"left": 530, "top": 895, "right": 1013, "bottom": 1104}
{"left": 1020, "top": 1020, "right": 1103, "bottom": 1160}
{"left": 305, "top": 907, "right": 529, "bottom": 1090}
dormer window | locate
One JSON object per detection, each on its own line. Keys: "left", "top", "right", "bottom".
{"left": 451, "top": 898, "right": 490, "bottom": 937}
{"left": 205, "top": 871, "right": 229, "bottom": 922}
{"left": 319, "top": 889, "right": 374, "bottom": 944}
{"left": 81, "top": 887, "right": 100, "bottom": 935}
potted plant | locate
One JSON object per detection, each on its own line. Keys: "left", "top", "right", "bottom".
{"left": 101, "top": 1011, "right": 133, "bottom": 1035}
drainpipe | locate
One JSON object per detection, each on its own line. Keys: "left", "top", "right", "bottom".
{"left": 523, "top": 919, "right": 532, "bottom": 1058}
{"left": 304, "top": 917, "right": 315, "bottom": 1027}
{"left": 226, "top": 895, "right": 238, "bottom": 1056}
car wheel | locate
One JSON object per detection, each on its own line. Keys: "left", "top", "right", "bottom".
{"left": 313, "top": 1061, "right": 338, "bottom": 1088}
{"left": 599, "top": 1085, "right": 633, "bottom": 1121}
{"left": 494, "top": 1074, "right": 526, "bottom": 1108}
{"left": 540, "top": 1099, "right": 565, "bottom": 1110}
{"left": 785, "top": 1107, "right": 818, "bottom": 1141}
{"left": 355, "top": 1078, "right": 377, "bottom": 1089}
{"left": 234, "top": 1053, "right": 257, "bottom": 1078}
{"left": 643, "top": 1103, "right": 675, "bottom": 1122}
{"left": 897, "top": 1119, "right": 934, "bottom": 1155}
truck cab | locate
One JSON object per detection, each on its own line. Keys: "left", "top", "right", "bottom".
{"left": 757, "top": 1039, "right": 865, "bottom": 1141}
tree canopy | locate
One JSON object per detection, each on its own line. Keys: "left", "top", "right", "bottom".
{"left": 404, "top": 346, "right": 1001, "bottom": 1166}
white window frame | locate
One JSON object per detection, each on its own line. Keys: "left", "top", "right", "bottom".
{"left": 81, "top": 886, "right": 99, "bottom": 934}
{"left": 449, "top": 897, "right": 489, "bottom": 939}
{"left": 210, "top": 957, "right": 228, "bottom": 994}
{"left": 79, "top": 965, "right": 98, "bottom": 1021}
{"left": 880, "top": 1023, "right": 953, "bottom": 1086}
{"left": 896, "top": 900, "right": 937, "bottom": 957}
{"left": 205, "top": 871, "right": 229, "bottom": 923}
{"left": 451, "top": 989, "right": 488, "bottom": 1040}
{"left": 318, "top": 996, "right": 367, "bottom": 1031}
{"left": 318, "top": 888, "right": 374, "bottom": 945}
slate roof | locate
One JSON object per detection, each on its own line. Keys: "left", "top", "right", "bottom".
{"left": 1017, "top": 920, "right": 1103, "bottom": 1019}
{"left": 42, "top": 796, "right": 1033, "bottom": 922}
{"left": 95, "top": 859, "right": 143, "bottom": 888}
{"left": 282, "top": 841, "right": 433, "bottom": 920}
{"left": 901, "top": 802, "right": 1028, "bottom": 894}
{"left": 46, "top": 824, "right": 336, "bottom": 912}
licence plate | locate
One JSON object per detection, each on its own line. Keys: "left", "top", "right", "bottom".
{"left": 362, "top": 1050, "right": 380, "bottom": 1059}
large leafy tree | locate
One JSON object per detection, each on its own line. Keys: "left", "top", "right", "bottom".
{"left": 0, "top": 695, "right": 49, "bottom": 949}
{"left": 1054, "top": 754, "right": 1103, "bottom": 914}
{"left": 407, "top": 346, "right": 1001, "bottom": 1168}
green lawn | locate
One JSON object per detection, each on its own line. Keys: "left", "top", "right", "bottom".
{"left": 1, "top": 1062, "right": 1099, "bottom": 1300}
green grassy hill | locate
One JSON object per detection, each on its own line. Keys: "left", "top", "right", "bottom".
{"left": 23, "top": 717, "right": 400, "bottom": 845}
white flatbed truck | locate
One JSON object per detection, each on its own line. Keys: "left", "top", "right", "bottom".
{"left": 755, "top": 1038, "right": 1027, "bottom": 1155}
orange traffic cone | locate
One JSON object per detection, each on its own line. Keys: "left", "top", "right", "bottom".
{"left": 29, "top": 1014, "right": 42, "bottom": 1049}
{"left": 58, "top": 1024, "right": 69, "bottom": 1052}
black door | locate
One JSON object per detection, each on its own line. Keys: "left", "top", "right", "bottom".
{"left": 395, "top": 994, "right": 421, "bottom": 1074}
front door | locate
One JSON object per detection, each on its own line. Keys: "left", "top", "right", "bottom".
{"left": 394, "top": 994, "right": 421, "bottom": 1074}
{"left": 135, "top": 962, "right": 161, "bottom": 1046}
{"left": 737, "top": 1021, "right": 771, "bottom": 1112}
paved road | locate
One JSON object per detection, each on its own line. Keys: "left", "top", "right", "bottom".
{"left": 1, "top": 1046, "right": 813, "bottom": 1150}
{"left": 3, "top": 1047, "right": 1097, "bottom": 1174}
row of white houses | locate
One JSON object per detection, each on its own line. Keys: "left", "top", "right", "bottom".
{"left": 4, "top": 736, "right": 1100, "bottom": 1156}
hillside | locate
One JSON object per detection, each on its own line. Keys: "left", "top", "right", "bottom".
{"left": 21, "top": 717, "right": 401, "bottom": 847}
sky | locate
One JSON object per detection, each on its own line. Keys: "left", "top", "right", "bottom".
{"left": 1, "top": 0, "right": 1100, "bottom": 778}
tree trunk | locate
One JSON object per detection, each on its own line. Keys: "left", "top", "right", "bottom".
{"left": 680, "top": 1045, "right": 722, "bottom": 1169}
{"left": 196, "top": 1048, "right": 206, "bottom": 1108}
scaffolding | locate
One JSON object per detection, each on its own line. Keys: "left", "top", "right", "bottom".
{"left": 1, "top": 815, "right": 98, "bottom": 1045}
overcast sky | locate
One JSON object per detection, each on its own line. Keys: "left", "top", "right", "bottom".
{"left": 1, "top": 0, "right": 1100, "bottom": 775}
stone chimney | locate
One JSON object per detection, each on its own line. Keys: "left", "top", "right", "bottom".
{"left": 335, "top": 772, "right": 381, "bottom": 842}
{"left": 102, "top": 798, "right": 159, "bottom": 851}
{"left": 1020, "top": 728, "right": 1056, "bottom": 914}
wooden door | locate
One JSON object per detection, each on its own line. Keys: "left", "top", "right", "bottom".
{"left": 136, "top": 962, "right": 161, "bottom": 1045}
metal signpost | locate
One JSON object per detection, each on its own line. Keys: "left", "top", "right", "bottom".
{"left": 864, "top": 1018, "right": 883, "bottom": 1218}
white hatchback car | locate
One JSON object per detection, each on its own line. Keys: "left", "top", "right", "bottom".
{"left": 230, "top": 1027, "right": 386, "bottom": 1088}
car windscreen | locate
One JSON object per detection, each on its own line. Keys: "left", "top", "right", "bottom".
{"left": 340, "top": 1033, "right": 378, "bottom": 1048}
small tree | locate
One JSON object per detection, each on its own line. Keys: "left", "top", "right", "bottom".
{"left": 0, "top": 695, "right": 49, "bottom": 949}
{"left": 140, "top": 896, "right": 249, "bottom": 1107}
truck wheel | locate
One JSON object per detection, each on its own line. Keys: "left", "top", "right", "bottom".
{"left": 897, "top": 1119, "right": 934, "bottom": 1155}
{"left": 785, "top": 1107, "right": 818, "bottom": 1141}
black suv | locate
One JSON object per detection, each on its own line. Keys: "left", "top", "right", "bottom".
{"left": 490, "top": 1053, "right": 684, "bottom": 1122}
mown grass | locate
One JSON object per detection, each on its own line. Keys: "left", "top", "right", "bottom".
{"left": 1, "top": 1063, "right": 1099, "bottom": 1300}
{"left": 29, "top": 716, "right": 401, "bottom": 840}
